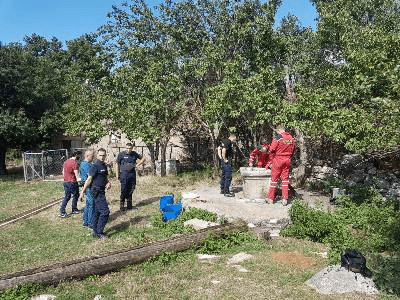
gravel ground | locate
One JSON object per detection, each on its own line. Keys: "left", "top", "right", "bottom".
{"left": 182, "top": 184, "right": 331, "bottom": 222}
{"left": 182, "top": 184, "right": 331, "bottom": 235}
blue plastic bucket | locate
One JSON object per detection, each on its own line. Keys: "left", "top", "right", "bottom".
{"left": 161, "top": 202, "right": 183, "bottom": 223}
{"left": 159, "top": 195, "right": 174, "bottom": 211}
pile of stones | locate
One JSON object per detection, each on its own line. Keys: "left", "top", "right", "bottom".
{"left": 302, "top": 154, "right": 400, "bottom": 201}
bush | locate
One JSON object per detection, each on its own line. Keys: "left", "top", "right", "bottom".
{"left": 282, "top": 187, "right": 400, "bottom": 263}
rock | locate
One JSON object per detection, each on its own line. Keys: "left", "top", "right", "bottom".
{"left": 227, "top": 253, "right": 253, "bottom": 265}
{"left": 197, "top": 254, "right": 220, "bottom": 261}
{"left": 307, "top": 266, "right": 378, "bottom": 295}
{"left": 183, "top": 218, "right": 219, "bottom": 230}
{"left": 350, "top": 170, "right": 366, "bottom": 184}
{"left": 315, "top": 252, "right": 328, "bottom": 258}
{"left": 31, "top": 295, "right": 56, "bottom": 300}
{"left": 248, "top": 227, "right": 271, "bottom": 240}
{"left": 378, "top": 178, "right": 391, "bottom": 190}
{"left": 93, "top": 296, "right": 102, "bottom": 300}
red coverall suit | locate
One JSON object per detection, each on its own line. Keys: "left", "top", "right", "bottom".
{"left": 267, "top": 132, "right": 296, "bottom": 202}
{"left": 248, "top": 144, "right": 273, "bottom": 168}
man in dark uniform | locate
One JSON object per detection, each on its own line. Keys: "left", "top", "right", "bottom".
{"left": 217, "top": 134, "right": 236, "bottom": 197}
{"left": 79, "top": 148, "right": 111, "bottom": 239}
{"left": 267, "top": 126, "right": 296, "bottom": 206}
{"left": 116, "top": 142, "right": 144, "bottom": 211}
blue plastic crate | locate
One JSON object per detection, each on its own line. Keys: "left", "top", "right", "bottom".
{"left": 159, "top": 195, "right": 174, "bottom": 211}
{"left": 161, "top": 202, "right": 183, "bottom": 223}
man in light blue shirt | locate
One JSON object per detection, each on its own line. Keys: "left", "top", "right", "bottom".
{"left": 80, "top": 150, "right": 94, "bottom": 228}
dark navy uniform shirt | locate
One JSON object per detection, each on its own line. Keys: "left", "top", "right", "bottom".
{"left": 220, "top": 138, "right": 233, "bottom": 165}
{"left": 89, "top": 160, "right": 108, "bottom": 190}
{"left": 117, "top": 151, "right": 142, "bottom": 174}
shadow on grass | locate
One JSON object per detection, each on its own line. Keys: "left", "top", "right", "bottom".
{"left": 136, "top": 196, "right": 159, "bottom": 208}
{"left": 0, "top": 166, "right": 24, "bottom": 182}
{"left": 106, "top": 215, "right": 150, "bottom": 235}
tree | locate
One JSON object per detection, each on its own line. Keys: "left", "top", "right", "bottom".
{"left": 58, "top": 34, "right": 113, "bottom": 143}
{"left": 0, "top": 35, "right": 66, "bottom": 176}
{"left": 271, "top": 14, "right": 317, "bottom": 186}
{"left": 158, "top": 0, "right": 282, "bottom": 171}
{"left": 289, "top": 0, "right": 400, "bottom": 153}
{"left": 97, "top": 0, "right": 186, "bottom": 175}
{"left": 96, "top": 0, "right": 282, "bottom": 175}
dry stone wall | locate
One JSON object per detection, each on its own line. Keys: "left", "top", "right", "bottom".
{"left": 299, "top": 154, "right": 400, "bottom": 201}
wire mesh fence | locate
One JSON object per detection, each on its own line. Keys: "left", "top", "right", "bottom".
{"left": 23, "top": 149, "right": 68, "bottom": 182}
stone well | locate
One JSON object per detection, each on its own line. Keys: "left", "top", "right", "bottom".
{"left": 239, "top": 167, "right": 271, "bottom": 201}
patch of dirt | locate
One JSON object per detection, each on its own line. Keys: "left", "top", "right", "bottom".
{"left": 272, "top": 251, "right": 315, "bottom": 269}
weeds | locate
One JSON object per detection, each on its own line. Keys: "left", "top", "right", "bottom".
{"left": 0, "top": 283, "right": 47, "bottom": 300}
{"left": 282, "top": 182, "right": 400, "bottom": 296}
{"left": 195, "top": 231, "right": 265, "bottom": 254}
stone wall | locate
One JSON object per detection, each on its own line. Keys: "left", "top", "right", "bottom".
{"left": 297, "top": 154, "right": 400, "bottom": 201}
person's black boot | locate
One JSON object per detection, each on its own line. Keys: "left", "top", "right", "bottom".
{"left": 120, "top": 199, "right": 126, "bottom": 211}
{"left": 224, "top": 190, "right": 235, "bottom": 197}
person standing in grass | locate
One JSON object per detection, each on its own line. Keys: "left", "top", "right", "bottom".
{"left": 80, "top": 150, "right": 94, "bottom": 229}
{"left": 79, "top": 148, "right": 111, "bottom": 240}
{"left": 116, "top": 142, "right": 144, "bottom": 211}
{"left": 59, "top": 151, "right": 81, "bottom": 218}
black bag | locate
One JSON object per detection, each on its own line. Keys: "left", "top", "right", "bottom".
{"left": 341, "top": 249, "right": 372, "bottom": 277}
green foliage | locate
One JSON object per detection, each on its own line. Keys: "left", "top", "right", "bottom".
{"left": 292, "top": 0, "right": 400, "bottom": 152}
{"left": 5, "top": 149, "right": 20, "bottom": 162}
{"left": 282, "top": 186, "right": 400, "bottom": 264}
{"left": 150, "top": 207, "right": 219, "bottom": 238}
{"left": 371, "top": 255, "right": 400, "bottom": 295}
{"left": 0, "top": 37, "right": 65, "bottom": 148}
{"left": 0, "top": 283, "right": 47, "bottom": 300}
{"left": 146, "top": 251, "right": 181, "bottom": 267}
{"left": 195, "top": 231, "right": 264, "bottom": 254}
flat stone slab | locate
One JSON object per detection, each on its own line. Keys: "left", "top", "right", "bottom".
{"left": 227, "top": 252, "right": 253, "bottom": 265}
{"left": 183, "top": 218, "right": 219, "bottom": 230}
{"left": 307, "top": 266, "right": 379, "bottom": 295}
{"left": 197, "top": 254, "right": 220, "bottom": 261}
{"left": 182, "top": 185, "right": 291, "bottom": 224}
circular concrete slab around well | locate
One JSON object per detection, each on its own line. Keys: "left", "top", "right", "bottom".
{"left": 239, "top": 167, "right": 271, "bottom": 200}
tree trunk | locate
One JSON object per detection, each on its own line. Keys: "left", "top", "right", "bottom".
{"left": 283, "top": 66, "right": 310, "bottom": 187}
{"left": 0, "top": 145, "right": 7, "bottom": 177}
{"left": 207, "top": 127, "right": 220, "bottom": 178}
{"left": 159, "top": 136, "right": 170, "bottom": 177}
{"left": 145, "top": 141, "right": 160, "bottom": 174}
{"left": 293, "top": 129, "right": 310, "bottom": 187}
{"left": 0, "top": 222, "right": 247, "bottom": 291}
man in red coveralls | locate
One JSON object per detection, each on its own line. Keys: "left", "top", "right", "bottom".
{"left": 248, "top": 144, "right": 273, "bottom": 169}
{"left": 267, "top": 126, "right": 296, "bottom": 206}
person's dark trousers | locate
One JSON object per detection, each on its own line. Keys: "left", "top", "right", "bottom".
{"left": 60, "top": 182, "right": 79, "bottom": 214}
{"left": 92, "top": 191, "right": 110, "bottom": 236}
{"left": 220, "top": 160, "right": 232, "bottom": 193}
{"left": 120, "top": 172, "right": 136, "bottom": 209}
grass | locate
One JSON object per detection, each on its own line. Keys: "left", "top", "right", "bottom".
{"left": 0, "top": 173, "right": 64, "bottom": 221}
{"left": 0, "top": 169, "right": 399, "bottom": 299}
